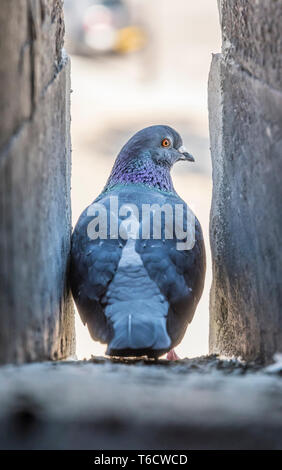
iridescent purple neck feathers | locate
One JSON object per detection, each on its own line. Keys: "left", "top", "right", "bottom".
{"left": 104, "top": 153, "right": 175, "bottom": 194}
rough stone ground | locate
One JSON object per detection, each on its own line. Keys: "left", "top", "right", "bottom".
{"left": 0, "top": 355, "right": 281, "bottom": 450}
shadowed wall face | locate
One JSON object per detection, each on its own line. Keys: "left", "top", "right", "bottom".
{"left": 0, "top": 0, "right": 75, "bottom": 363}
{"left": 209, "top": 0, "right": 282, "bottom": 362}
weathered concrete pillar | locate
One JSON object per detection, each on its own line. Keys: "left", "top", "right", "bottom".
{"left": 208, "top": 0, "right": 282, "bottom": 362}
{"left": 0, "top": 0, "right": 75, "bottom": 363}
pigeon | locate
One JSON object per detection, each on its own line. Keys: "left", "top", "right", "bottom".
{"left": 70, "top": 125, "right": 206, "bottom": 359}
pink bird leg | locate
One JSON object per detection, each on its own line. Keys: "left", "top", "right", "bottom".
{"left": 166, "top": 349, "right": 180, "bottom": 361}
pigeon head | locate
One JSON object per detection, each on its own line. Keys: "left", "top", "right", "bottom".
{"left": 118, "top": 125, "right": 194, "bottom": 167}
{"left": 104, "top": 125, "right": 194, "bottom": 193}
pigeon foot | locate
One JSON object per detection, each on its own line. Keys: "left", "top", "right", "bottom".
{"left": 166, "top": 349, "right": 180, "bottom": 361}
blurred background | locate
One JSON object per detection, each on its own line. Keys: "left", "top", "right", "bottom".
{"left": 64, "top": 0, "right": 221, "bottom": 359}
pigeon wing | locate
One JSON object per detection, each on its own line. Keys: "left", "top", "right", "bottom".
{"left": 136, "top": 208, "right": 206, "bottom": 347}
{"left": 70, "top": 200, "right": 124, "bottom": 343}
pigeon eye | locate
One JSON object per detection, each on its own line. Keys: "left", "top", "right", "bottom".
{"left": 161, "top": 138, "right": 171, "bottom": 148}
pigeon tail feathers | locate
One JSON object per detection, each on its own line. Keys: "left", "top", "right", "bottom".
{"left": 105, "top": 300, "right": 171, "bottom": 356}
{"left": 103, "top": 237, "right": 171, "bottom": 357}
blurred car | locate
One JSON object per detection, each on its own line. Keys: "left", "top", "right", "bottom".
{"left": 64, "top": 0, "right": 147, "bottom": 55}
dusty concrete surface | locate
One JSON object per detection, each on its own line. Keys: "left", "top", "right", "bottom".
{"left": 219, "top": 0, "right": 282, "bottom": 91}
{"left": 209, "top": 0, "right": 282, "bottom": 362}
{"left": 0, "top": 356, "right": 281, "bottom": 450}
{"left": 0, "top": 0, "right": 75, "bottom": 363}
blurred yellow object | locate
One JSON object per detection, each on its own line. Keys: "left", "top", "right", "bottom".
{"left": 115, "top": 26, "right": 147, "bottom": 53}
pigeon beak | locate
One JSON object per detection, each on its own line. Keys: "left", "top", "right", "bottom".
{"left": 177, "top": 145, "right": 195, "bottom": 162}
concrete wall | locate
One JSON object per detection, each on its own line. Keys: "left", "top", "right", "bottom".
{"left": 209, "top": 0, "right": 282, "bottom": 362}
{"left": 0, "top": 0, "right": 75, "bottom": 363}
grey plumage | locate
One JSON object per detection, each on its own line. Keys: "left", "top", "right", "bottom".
{"left": 70, "top": 126, "right": 206, "bottom": 358}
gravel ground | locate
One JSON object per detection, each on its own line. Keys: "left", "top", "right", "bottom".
{"left": 0, "top": 355, "right": 281, "bottom": 449}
